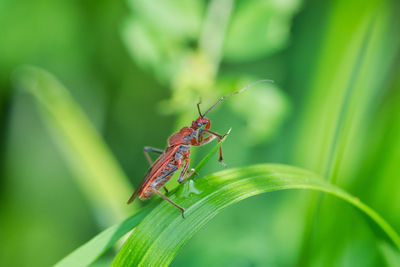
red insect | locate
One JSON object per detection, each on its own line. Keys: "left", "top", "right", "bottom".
{"left": 127, "top": 80, "right": 271, "bottom": 217}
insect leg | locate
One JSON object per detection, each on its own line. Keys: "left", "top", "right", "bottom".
{"left": 178, "top": 154, "right": 190, "bottom": 183}
{"left": 158, "top": 165, "right": 178, "bottom": 195}
{"left": 153, "top": 190, "right": 185, "bottom": 218}
{"left": 201, "top": 129, "right": 225, "bottom": 140}
{"left": 179, "top": 168, "right": 196, "bottom": 184}
{"left": 143, "top": 146, "right": 164, "bottom": 165}
{"left": 199, "top": 129, "right": 230, "bottom": 164}
{"left": 196, "top": 131, "right": 216, "bottom": 145}
{"left": 160, "top": 165, "right": 178, "bottom": 179}
{"left": 160, "top": 164, "right": 178, "bottom": 197}
{"left": 163, "top": 187, "right": 169, "bottom": 195}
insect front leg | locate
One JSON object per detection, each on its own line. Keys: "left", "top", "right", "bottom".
{"left": 179, "top": 168, "right": 196, "bottom": 184}
{"left": 200, "top": 129, "right": 227, "bottom": 141}
{"left": 198, "top": 129, "right": 230, "bottom": 164}
{"left": 197, "top": 129, "right": 216, "bottom": 145}
{"left": 143, "top": 146, "right": 164, "bottom": 165}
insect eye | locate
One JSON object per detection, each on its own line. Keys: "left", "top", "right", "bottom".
{"left": 197, "top": 122, "right": 202, "bottom": 127}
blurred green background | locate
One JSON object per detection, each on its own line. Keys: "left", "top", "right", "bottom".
{"left": 1, "top": 0, "right": 400, "bottom": 266}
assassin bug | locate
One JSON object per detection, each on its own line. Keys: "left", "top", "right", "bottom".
{"left": 127, "top": 80, "right": 272, "bottom": 218}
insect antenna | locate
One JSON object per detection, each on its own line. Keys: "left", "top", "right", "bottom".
{"left": 202, "top": 79, "right": 274, "bottom": 117}
{"left": 197, "top": 99, "right": 203, "bottom": 117}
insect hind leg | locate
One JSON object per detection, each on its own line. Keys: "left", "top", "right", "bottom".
{"left": 144, "top": 146, "right": 164, "bottom": 165}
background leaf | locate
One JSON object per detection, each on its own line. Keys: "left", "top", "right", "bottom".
{"left": 292, "top": 0, "right": 400, "bottom": 264}
{"left": 55, "top": 204, "right": 153, "bottom": 267}
{"left": 224, "top": 0, "right": 302, "bottom": 62}
{"left": 13, "top": 67, "right": 135, "bottom": 224}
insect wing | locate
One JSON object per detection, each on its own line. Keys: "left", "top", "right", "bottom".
{"left": 127, "top": 146, "right": 179, "bottom": 204}
{"left": 127, "top": 167, "right": 153, "bottom": 204}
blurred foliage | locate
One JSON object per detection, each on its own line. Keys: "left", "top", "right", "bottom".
{"left": 14, "top": 67, "right": 135, "bottom": 224}
{"left": 0, "top": 0, "right": 400, "bottom": 266}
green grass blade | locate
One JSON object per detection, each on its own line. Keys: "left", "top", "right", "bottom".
{"left": 54, "top": 204, "right": 155, "bottom": 267}
{"left": 13, "top": 66, "right": 135, "bottom": 223}
{"left": 112, "top": 164, "right": 400, "bottom": 266}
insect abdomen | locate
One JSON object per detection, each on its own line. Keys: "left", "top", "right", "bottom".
{"left": 140, "top": 161, "right": 178, "bottom": 199}
{"left": 139, "top": 144, "right": 190, "bottom": 199}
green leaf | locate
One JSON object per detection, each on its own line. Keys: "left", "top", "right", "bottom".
{"left": 112, "top": 164, "right": 400, "bottom": 266}
{"left": 54, "top": 205, "right": 154, "bottom": 267}
{"left": 13, "top": 66, "right": 135, "bottom": 223}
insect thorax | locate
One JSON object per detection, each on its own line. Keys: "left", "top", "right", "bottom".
{"left": 182, "top": 130, "right": 198, "bottom": 143}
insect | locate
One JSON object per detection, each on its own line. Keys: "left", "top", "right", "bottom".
{"left": 127, "top": 80, "right": 271, "bottom": 218}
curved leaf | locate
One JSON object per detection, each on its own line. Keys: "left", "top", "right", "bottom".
{"left": 112, "top": 164, "right": 400, "bottom": 266}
